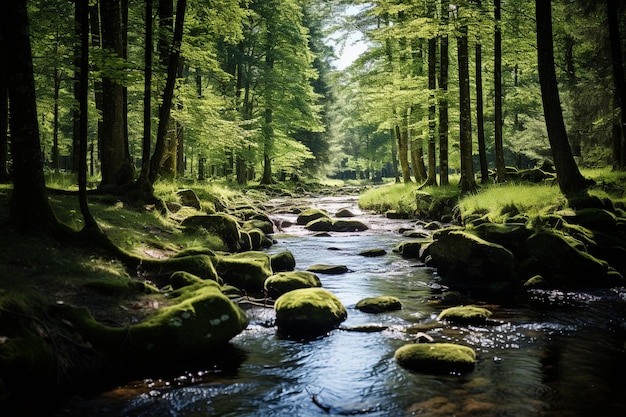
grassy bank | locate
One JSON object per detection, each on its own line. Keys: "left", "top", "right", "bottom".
{"left": 358, "top": 169, "right": 626, "bottom": 221}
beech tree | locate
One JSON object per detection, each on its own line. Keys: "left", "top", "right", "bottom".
{"left": 536, "top": 0, "right": 587, "bottom": 195}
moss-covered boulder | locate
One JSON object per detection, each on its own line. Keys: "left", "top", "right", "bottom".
{"left": 181, "top": 213, "right": 241, "bottom": 252}
{"left": 335, "top": 208, "right": 356, "bottom": 218}
{"left": 395, "top": 343, "right": 476, "bottom": 374}
{"left": 358, "top": 248, "right": 387, "bottom": 257}
{"left": 297, "top": 209, "right": 331, "bottom": 225}
{"left": 170, "top": 271, "right": 205, "bottom": 290}
{"left": 213, "top": 251, "right": 273, "bottom": 293}
{"left": 140, "top": 255, "right": 220, "bottom": 286}
{"left": 437, "top": 305, "right": 492, "bottom": 325}
{"left": 307, "top": 264, "right": 349, "bottom": 275}
{"left": 305, "top": 217, "right": 333, "bottom": 232}
{"left": 520, "top": 230, "right": 611, "bottom": 287}
{"left": 177, "top": 189, "right": 201, "bottom": 210}
{"left": 274, "top": 288, "right": 347, "bottom": 335}
{"left": 470, "top": 222, "right": 532, "bottom": 254}
{"left": 355, "top": 296, "right": 402, "bottom": 313}
{"left": 264, "top": 271, "right": 322, "bottom": 298}
{"left": 60, "top": 281, "right": 248, "bottom": 361}
{"left": 566, "top": 208, "right": 618, "bottom": 231}
{"left": 392, "top": 240, "right": 430, "bottom": 259}
{"left": 427, "top": 231, "right": 515, "bottom": 284}
{"left": 331, "top": 219, "right": 369, "bottom": 232}
{"left": 270, "top": 251, "right": 296, "bottom": 272}
{"left": 241, "top": 219, "right": 275, "bottom": 235}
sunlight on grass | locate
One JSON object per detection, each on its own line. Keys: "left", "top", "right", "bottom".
{"left": 458, "top": 183, "right": 566, "bottom": 221}
{"left": 359, "top": 183, "right": 420, "bottom": 214}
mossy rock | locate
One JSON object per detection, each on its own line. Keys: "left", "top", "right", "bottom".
{"left": 335, "top": 208, "right": 356, "bottom": 218}
{"left": 83, "top": 277, "right": 158, "bottom": 295}
{"left": 181, "top": 213, "right": 241, "bottom": 252}
{"left": 177, "top": 189, "right": 201, "bottom": 210}
{"left": 305, "top": 217, "right": 333, "bottom": 232}
{"left": 274, "top": 288, "right": 347, "bottom": 335}
{"left": 264, "top": 271, "right": 322, "bottom": 298}
{"left": 59, "top": 283, "right": 248, "bottom": 360}
{"left": 392, "top": 240, "right": 429, "bottom": 259}
{"left": 395, "top": 343, "right": 476, "bottom": 374}
{"left": 437, "top": 305, "right": 492, "bottom": 325}
{"left": 246, "top": 228, "right": 272, "bottom": 250}
{"left": 470, "top": 222, "right": 532, "bottom": 254}
{"left": 521, "top": 230, "right": 610, "bottom": 288}
{"left": 140, "top": 255, "right": 220, "bottom": 286}
{"left": 358, "top": 248, "right": 387, "bottom": 257}
{"left": 428, "top": 231, "right": 515, "bottom": 283}
{"left": 241, "top": 219, "right": 275, "bottom": 235}
{"left": 297, "top": 209, "right": 331, "bottom": 225}
{"left": 568, "top": 208, "right": 618, "bottom": 231}
{"left": 213, "top": 251, "right": 273, "bottom": 293}
{"left": 307, "top": 264, "right": 349, "bottom": 275}
{"left": 170, "top": 271, "right": 205, "bottom": 290}
{"left": 331, "top": 219, "right": 369, "bottom": 232}
{"left": 355, "top": 296, "right": 402, "bottom": 313}
{"left": 270, "top": 251, "right": 296, "bottom": 272}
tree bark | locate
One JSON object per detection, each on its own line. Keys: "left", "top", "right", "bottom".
{"left": 396, "top": 122, "right": 412, "bottom": 183}
{"left": 493, "top": 0, "right": 506, "bottom": 182}
{"left": 138, "top": 0, "right": 153, "bottom": 186}
{"left": 100, "top": 0, "right": 132, "bottom": 186}
{"left": 457, "top": 23, "right": 477, "bottom": 194}
{"left": 439, "top": 0, "right": 449, "bottom": 186}
{"left": 0, "top": 49, "right": 8, "bottom": 182}
{"left": 2, "top": 0, "right": 62, "bottom": 234}
{"left": 149, "top": 0, "right": 186, "bottom": 184}
{"left": 423, "top": 33, "right": 438, "bottom": 187}
{"left": 89, "top": 1, "right": 104, "bottom": 177}
{"left": 607, "top": 0, "right": 626, "bottom": 170}
{"left": 476, "top": 42, "right": 489, "bottom": 184}
{"left": 77, "top": 0, "right": 99, "bottom": 231}
{"left": 536, "top": 0, "right": 587, "bottom": 195}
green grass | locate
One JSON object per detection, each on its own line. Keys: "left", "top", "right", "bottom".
{"left": 458, "top": 183, "right": 567, "bottom": 222}
{"left": 359, "top": 183, "right": 421, "bottom": 214}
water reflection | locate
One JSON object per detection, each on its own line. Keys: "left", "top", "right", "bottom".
{"left": 56, "top": 195, "right": 626, "bottom": 417}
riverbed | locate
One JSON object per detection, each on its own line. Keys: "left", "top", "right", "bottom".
{"left": 56, "top": 195, "right": 626, "bottom": 417}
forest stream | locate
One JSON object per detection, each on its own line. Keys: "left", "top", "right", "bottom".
{"left": 55, "top": 194, "right": 626, "bottom": 417}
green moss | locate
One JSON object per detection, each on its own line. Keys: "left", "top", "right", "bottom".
{"left": 83, "top": 277, "right": 158, "bottom": 295}
{"left": 437, "top": 305, "right": 492, "bottom": 324}
{"left": 274, "top": 288, "right": 347, "bottom": 334}
{"left": 355, "top": 296, "right": 402, "bottom": 313}
{"left": 395, "top": 343, "right": 476, "bottom": 374}
{"left": 270, "top": 251, "right": 296, "bottom": 272}
{"left": 141, "top": 254, "right": 220, "bottom": 285}
{"left": 213, "top": 251, "right": 273, "bottom": 293}
{"left": 264, "top": 271, "right": 322, "bottom": 298}
{"left": 170, "top": 271, "right": 205, "bottom": 290}
{"left": 296, "top": 209, "right": 331, "bottom": 225}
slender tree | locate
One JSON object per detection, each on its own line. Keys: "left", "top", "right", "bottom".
{"left": 439, "top": 0, "right": 449, "bottom": 186}
{"left": 422, "top": 1, "right": 438, "bottom": 187}
{"left": 0, "top": 40, "right": 8, "bottom": 183}
{"left": 457, "top": 15, "right": 477, "bottom": 194}
{"left": 76, "top": 0, "right": 99, "bottom": 230}
{"left": 148, "top": 0, "right": 186, "bottom": 184}
{"left": 607, "top": 0, "right": 626, "bottom": 170}
{"left": 138, "top": 0, "right": 153, "bottom": 185}
{"left": 493, "top": 0, "right": 506, "bottom": 182}
{"left": 476, "top": 39, "right": 488, "bottom": 184}
{"left": 536, "top": 0, "right": 587, "bottom": 195}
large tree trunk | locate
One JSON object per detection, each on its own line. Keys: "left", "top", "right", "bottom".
{"left": 607, "top": 0, "right": 626, "bottom": 170}
{"left": 100, "top": 0, "right": 132, "bottom": 187}
{"left": 457, "top": 23, "right": 477, "bottom": 194}
{"left": 439, "top": 0, "right": 449, "bottom": 186}
{"left": 536, "top": 0, "right": 587, "bottom": 195}
{"left": 2, "top": 0, "right": 61, "bottom": 234}
{"left": 493, "top": 0, "right": 506, "bottom": 182}
{"left": 390, "top": 129, "right": 399, "bottom": 183}
{"left": 149, "top": 0, "right": 186, "bottom": 184}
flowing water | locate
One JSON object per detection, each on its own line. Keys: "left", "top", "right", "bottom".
{"left": 57, "top": 194, "right": 626, "bottom": 417}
